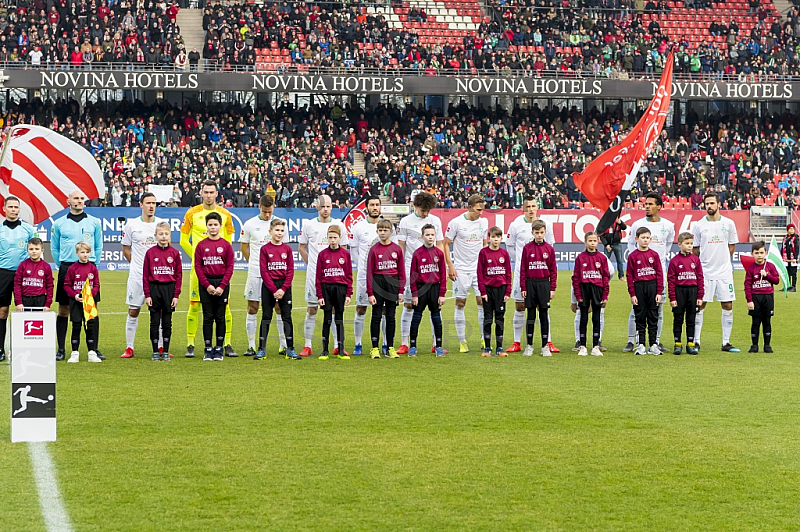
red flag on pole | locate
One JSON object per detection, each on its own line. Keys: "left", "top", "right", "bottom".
{"left": 573, "top": 53, "right": 674, "bottom": 233}
{"left": 0, "top": 124, "right": 105, "bottom": 224}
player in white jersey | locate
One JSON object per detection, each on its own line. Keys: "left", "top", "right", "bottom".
{"left": 692, "top": 192, "right": 741, "bottom": 353}
{"left": 121, "top": 193, "right": 162, "bottom": 358}
{"left": 240, "top": 195, "right": 290, "bottom": 356}
{"left": 396, "top": 191, "right": 445, "bottom": 354}
{"left": 298, "top": 194, "right": 349, "bottom": 357}
{"left": 505, "top": 196, "right": 558, "bottom": 353}
{"left": 351, "top": 196, "right": 394, "bottom": 356}
{"left": 445, "top": 194, "right": 489, "bottom": 352}
{"left": 623, "top": 193, "right": 675, "bottom": 352}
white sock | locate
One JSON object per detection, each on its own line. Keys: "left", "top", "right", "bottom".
{"left": 477, "top": 305, "right": 484, "bottom": 339}
{"left": 513, "top": 310, "right": 525, "bottom": 343}
{"left": 431, "top": 315, "right": 436, "bottom": 346}
{"left": 246, "top": 313, "right": 258, "bottom": 349}
{"left": 600, "top": 308, "right": 606, "bottom": 340}
{"left": 401, "top": 306, "right": 412, "bottom": 345}
{"left": 354, "top": 312, "right": 365, "bottom": 345}
{"left": 158, "top": 323, "right": 163, "bottom": 349}
{"left": 574, "top": 310, "right": 581, "bottom": 342}
{"left": 547, "top": 314, "right": 552, "bottom": 341}
{"left": 125, "top": 315, "right": 137, "bottom": 349}
{"left": 656, "top": 303, "right": 664, "bottom": 343}
{"left": 381, "top": 315, "right": 387, "bottom": 346}
{"left": 332, "top": 316, "right": 339, "bottom": 348}
{"left": 276, "top": 315, "right": 287, "bottom": 348}
{"left": 627, "top": 308, "right": 636, "bottom": 342}
{"left": 695, "top": 309, "right": 704, "bottom": 344}
{"left": 304, "top": 312, "right": 316, "bottom": 348}
{"left": 722, "top": 309, "right": 733, "bottom": 345}
{"left": 454, "top": 306, "right": 466, "bottom": 342}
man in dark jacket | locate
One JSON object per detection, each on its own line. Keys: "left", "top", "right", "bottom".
{"left": 601, "top": 217, "right": 627, "bottom": 279}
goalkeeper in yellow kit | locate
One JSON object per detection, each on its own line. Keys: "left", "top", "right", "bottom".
{"left": 181, "top": 180, "right": 237, "bottom": 358}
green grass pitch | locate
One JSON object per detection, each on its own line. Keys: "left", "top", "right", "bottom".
{"left": 3, "top": 270, "right": 800, "bottom": 531}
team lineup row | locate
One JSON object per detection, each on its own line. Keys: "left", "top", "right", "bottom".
{"left": 0, "top": 183, "right": 777, "bottom": 363}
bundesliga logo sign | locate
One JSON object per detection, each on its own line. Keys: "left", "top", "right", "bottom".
{"left": 23, "top": 320, "right": 44, "bottom": 339}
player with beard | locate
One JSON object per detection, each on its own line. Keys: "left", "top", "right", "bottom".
{"left": 692, "top": 193, "right": 741, "bottom": 353}
{"left": 351, "top": 196, "right": 393, "bottom": 355}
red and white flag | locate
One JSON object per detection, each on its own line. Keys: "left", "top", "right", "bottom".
{"left": 573, "top": 53, "right": 674, "bottom": 234}
{"left": 0, "top": 124, "right": 104, "bottom": 224}
{"left": 342, "top": 197, "right": 369, "bottom": 239}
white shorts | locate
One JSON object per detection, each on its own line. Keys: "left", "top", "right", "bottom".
{"left": 703, "top": 277, "right": 736, "bottom": 303}
{"left": 452, "top": 270, "right": 480, "bottom": 299}
{"left": 304, "top": 276, "right": 318, "bottom": 306}
{"left": 126, "top": 274, "right": 145, "bottom": 308}
{"left": 244, "top": 273, "right": 263, "bottom": 302}
{"left": 512, "top": 271, "right": 524, "bottom": 302}
{"left": 355, "top": 275, "right": 369, "bottom": 307}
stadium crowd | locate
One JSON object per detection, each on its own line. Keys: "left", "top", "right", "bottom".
{"left": 0, "top": 0, "right": 794, "bottom": 77}
{"left": 2, "top": 93, "right": 800, "bottom": 211}
{"left": 0, "top": 0, "right": 191, "bottom": 69}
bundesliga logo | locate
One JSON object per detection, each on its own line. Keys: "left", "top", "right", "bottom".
{"left": 23, "top": 320, "right": 44, "bottom": 339}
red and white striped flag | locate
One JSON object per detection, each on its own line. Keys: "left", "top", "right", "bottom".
{"left": 0, "top": 124, "right": 105, "bottom": 224}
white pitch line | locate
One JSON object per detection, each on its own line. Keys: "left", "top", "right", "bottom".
{"left": 27, "top": 442, "right": 74, "bottom": 532}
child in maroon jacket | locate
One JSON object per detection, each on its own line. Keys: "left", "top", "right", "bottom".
{"left": 572, "top": 231, "right": 610, "bottom": 357}
{"left": 409, "top": 224, "right": 447, "bottom": 357}
{"left": 316, "top": 225, "right": 353, "bottom": 360}
{"left": 194, "top": 212, "right": 234, "bottom": 361}
{"left": 257, "top": 218, "right": 301, "bottom": 361}
{"left": 478, "top": 226, "right": 511, "bottom": 357}
{"left": 519, "top": 220, "right": 557, "bottom": 357}
{"left": 143, "top": 222, "right": 182, "bottom": 361}
{"left": 627, "top": 227, "right": 664, "bottom": 356}
{"left": 14, "top": 237, "right": 53, "bottom": 311}
{"left": 745, "top": 241, "right": 780, "bottom": 353}
{"left": 667, "top": 232, "right": 704, "bottom": 355}
{"left": 366, "top": 219, "right": 405, "bottom": 359}
{"left": 64, "top": 241, "right": 101, "bottom": 363}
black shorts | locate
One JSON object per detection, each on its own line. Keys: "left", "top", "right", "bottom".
{"left": 484, "top": 285, "right": 508, "bottom": 315}
{"left": 69, "top": 298, "right": 98, "bottom": 323}
{"left": 371, "top": 274, "right": 401, "bottom": 304}
{"left": 0, "top": 268, "right": 16, "bottom": 307}
{"left": 21, "top": 295, "right": 47, "bottom": 309}
{"left": 413, "top": 283, "right": 440, "bottom": 313}
{"left": 525, "top": 278, "right": 551, "bottom": 309}
{"left": 578, "top": 283, "right": 604, "bottom": 307}
{"left": 149, "top": 282, "right": 177, "bottom": 313}
{"left": 634, "top": 280, "right": 658, "bottom": 309}
{"left": 673, "top": 285, "right": 698, "bottom": 313}
{"left": 198, "top": 276, "right": 230, "bottom": 306}
{"left": 749, "top": 293, "right": 774, "bottom": 317}
{"left": 321, "top": 283, "right": 348, "bottom": 312}
{"left": 261, "top": 278, "right": 292, "bottom": 310}
{"left": 56, "top": 262, "right": 102, "bottom": 306}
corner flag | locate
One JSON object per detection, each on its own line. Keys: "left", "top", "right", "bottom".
{"left": 767, "top": 236, "right": 790, "bottom": 297}
{"left": 81, "top": 280, "right": 98, "bottom": 321}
